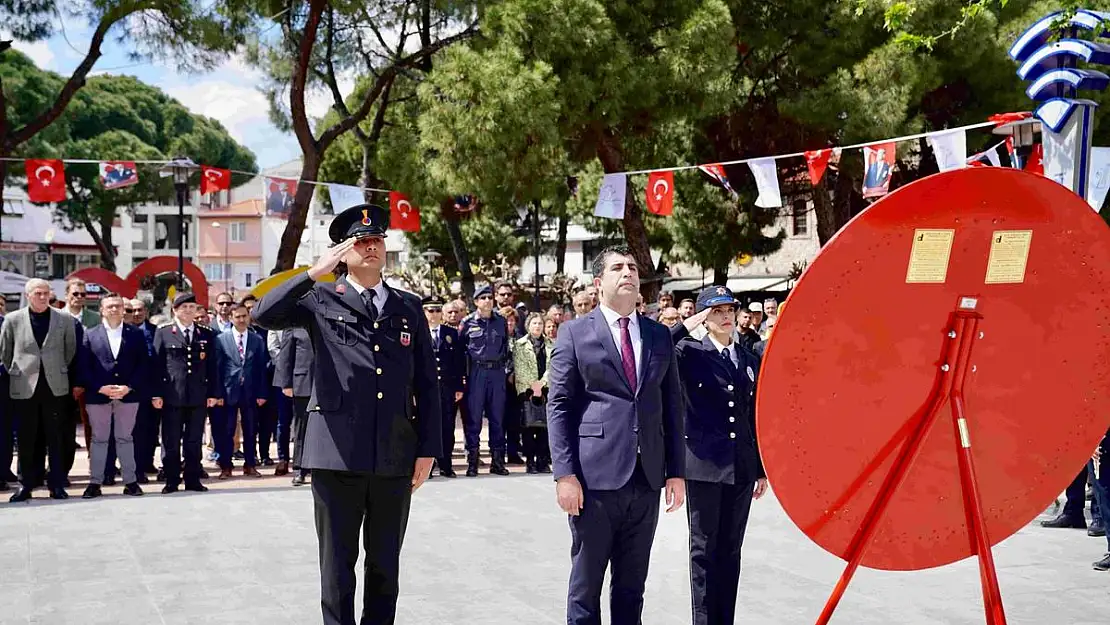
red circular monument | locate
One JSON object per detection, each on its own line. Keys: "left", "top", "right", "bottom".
{"left": 756, "top": 167, "right": 1110, "bottom": 622}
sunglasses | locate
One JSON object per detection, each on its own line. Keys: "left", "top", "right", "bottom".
{"left": 425, "top": 307, "right": 443, "bottom": 313}
{"left": 72, "top": 292, "right": 87, "bottom": 298}
{"left": 124, "top": 308, "right": 137, "bottom": 313}
{"left": 476, "top": 295, "right": 493, "bottom": 301}
{"left": 217, "top": 301, "right": 233, "bottom": 306}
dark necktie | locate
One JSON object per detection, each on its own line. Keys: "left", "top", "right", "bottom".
{"left": 362, "top": 288, "right": 378, "bottom": 322}
{"left": 721, "top": 347, "right": 738, "bottom": 377}
{"left": 184, "top": 328, "right": 192, "bottom": 345}
{"left": 618, "top": 317, "right": 637, "bottom": 393}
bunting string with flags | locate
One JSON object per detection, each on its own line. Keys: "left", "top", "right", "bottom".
{"left": 748, "top": 158, "right": 782, "bottom": 208}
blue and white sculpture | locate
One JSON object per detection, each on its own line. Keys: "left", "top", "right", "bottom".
{"left": 1009, "top": 9, "right": 1110, "bottom": 199}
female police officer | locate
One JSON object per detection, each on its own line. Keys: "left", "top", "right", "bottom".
{"left": 670, "top": 285, "right": 768, "bottom": 625}
{"left": 252, "top": 204, "right": 441, "bottom": 625}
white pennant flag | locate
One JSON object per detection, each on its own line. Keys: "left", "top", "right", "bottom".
{"left": 594, "top": 173, "right": 627, "bottom": 219}
{"left": 748, "top": 158, "right": 782, "bottom": 208}
{"left": 329, "top": 184, "right": 366, "bottom": 212}
{"left": 985, "top": 146, "right": 1002, "bottom": 167}
{"left": 927, "top": 129, "right": 967, "bottom": 172}
{"left": 1087, "top": 147, "right": 1110, "bottom": 211}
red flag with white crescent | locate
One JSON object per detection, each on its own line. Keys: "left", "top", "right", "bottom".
{"left": 804, "top": 149, "right": 832, "bottom": 185}
{"left": 1024, "top": 143, "right": 1044, "bottom": 175}
{"left": 389, "top": 191, "right": 420, "bottom": 232}
{"left": 25, "top": 159, "right": 67, "bottom": 203}
{"left": 645, "top": 171, "right": 674, "bottom": 216}
{"left": 201, "top": 166, "right": 231, "bottom": 195}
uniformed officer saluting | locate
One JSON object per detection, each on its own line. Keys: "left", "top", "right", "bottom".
{"left": 151, "top": 292, "right": 219, "bottom": 494}
{"left": 670, "top": 285, "right": 768, "bottom": 625}
{"left": 251, "top": 204, "right": 441, "bottom": 625}
{"left": 459, "top": 284, "right": 512, "bottom": 477}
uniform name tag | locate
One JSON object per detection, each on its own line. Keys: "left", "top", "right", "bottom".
{"left": 400, "top": 331, "right": 411, "bottom": 346}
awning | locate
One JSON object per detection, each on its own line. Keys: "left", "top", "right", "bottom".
{"left": 662, "top": 275, "right": 792, "bottom": 293}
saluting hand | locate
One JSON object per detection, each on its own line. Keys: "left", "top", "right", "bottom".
{"left": 682, "top": 308, "right": 711, "bottom": 332}
{"left": 556, "top": 475, "right": 585, "bottom": 516}
{"left": 308, "top": 237, "right": 358, "bottom": 281}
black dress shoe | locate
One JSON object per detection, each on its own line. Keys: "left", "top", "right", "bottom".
{"left": 123, "top": 483, "right": 144, "bottom": 496}
{"left": 439, "top": 467, "right": 457, "bottom": 478}
{"left": 156, "top": 468, "right": 165, "bottom": 482}
{"left": 1041, "top": 513, "right": 1087, "bottom": 529}
{"left": 262, "top": 458, "right": 275, "bottom": 467}
{"left": 184, "top": 483, "right": 208, "bottom": 493}
{"left": 291, "top": 474, "right": 306, "bottom": 486}
{"left": 1089, "top": 523, "right": 1106, "bottom": 537}
{"left": 136, "top": 474, "right": 150, "bottom": 484}
{"left": 9, "top": 488, "right": 32, "bottom": 502}
{"left": 49, "top": 488, "right": 69, "bottom": 500}
{"left": 161, "top": 484, "right": 179, "bottom": 494}
{"left": 1094, "top": 554, "right": 1110, "bottom": 571}
{"left": 82, "top": 485, "right": 102, "bottom": 499}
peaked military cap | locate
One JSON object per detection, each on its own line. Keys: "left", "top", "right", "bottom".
{"left": 328, "top": 203, "right": 389, "bottom": 243}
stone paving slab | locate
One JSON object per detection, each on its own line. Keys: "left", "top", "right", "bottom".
{"left": 1, "top": 469, "right": 1107, "bottom": 625}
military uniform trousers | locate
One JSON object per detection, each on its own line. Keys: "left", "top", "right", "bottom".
{"left": 463, "top": 364, "right": 506, "bottom": 452}
{"left": 687, "top": 475, "right": 756, "bottom": 625}
{"left": 161, "top": 404, "right": 206, "bottom": 487}
{"left": 312, "top": 469, "right": 412, "bottom": 625}
{"left": 437, "top": 389, "right": 457, "bottom": 470}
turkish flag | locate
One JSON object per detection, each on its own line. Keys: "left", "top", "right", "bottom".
{"left": 1024, "top": 143, "right": 1044, "bottom": 175}
{"left": 805, "top": 149, "right": 832, "bottom": 185}
{"left": 200, "top": 166, "right": 231, "bottom": 195}
{"left": 25, "top": 159, "right": 67, "bottom": 203}
{"left": 389, "top": 191, "right": 420, "bottom": 232}
{"left": 645, "top": 171, "right": 674, "bottom": 216}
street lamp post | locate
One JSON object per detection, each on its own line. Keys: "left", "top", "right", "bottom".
{"left": 531, "top": 200, "right": 541, "bottom": 312}
{"left": 160, "top": 156, "right": 199, "bottom": 288}
{"left": 420, "top": 250, "right": 442, "bottom": 296}
{"left": 212, "top": 221, "right": 232, "bottom": 297}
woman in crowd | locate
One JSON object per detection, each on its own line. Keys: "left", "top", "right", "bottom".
{"left": 511, "top": 312, "right": 552, "bottom": 473}
{"left": 543, "top": 315, "right": 559, "bottom": 341}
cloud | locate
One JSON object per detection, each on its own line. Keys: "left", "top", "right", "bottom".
{"left": 10, "top": 40, "right": 55, "bottom": 70}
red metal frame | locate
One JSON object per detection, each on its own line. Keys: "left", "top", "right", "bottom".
{"left": 815, "top": 299, "right": 1007, "bottom": 625}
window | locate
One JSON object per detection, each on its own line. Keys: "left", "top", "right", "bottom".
{"left": 134, "top": 213, "right": 148, "bottom": 223}
{"left": 230, "top": 221, "right": 247, "bottom": 243}
{"left": 204, "top": 263, "right": 231, "bottom": 280}
{"left": 2, "top": 199, "right": 25, "bottom": 216}
{"left": 792, "top": 199, "right": 809, "bottom": 237}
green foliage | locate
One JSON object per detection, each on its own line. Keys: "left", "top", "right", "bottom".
{"left": 403, "top": 209, "right": 529, "bottom": 276}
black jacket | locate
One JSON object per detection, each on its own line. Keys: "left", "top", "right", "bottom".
{"left": 274, "top": 326, "right": 314, "bottom": 398}
{"left": 251, "top": 273, "right": 442, "bottom": 475}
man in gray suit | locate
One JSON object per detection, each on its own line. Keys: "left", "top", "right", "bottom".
{"left": 274, "top": 326, "right": 314, "bottom": 485}
{"left": 0, "top": 278, "right": 78, "bottom": 501}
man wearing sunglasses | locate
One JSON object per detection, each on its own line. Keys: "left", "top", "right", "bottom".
{"left": 212, "top": 293, "right": 235, "bottom": 334}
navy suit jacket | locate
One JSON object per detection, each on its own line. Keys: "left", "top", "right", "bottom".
{"left": 79, "top": 323, "right": 148, "bottom": 404}
{"left": 547, "top": 308, "right": 685, "bottom": 492}
{"left": 214, "top": 329, "right": 270, "bottom": 405}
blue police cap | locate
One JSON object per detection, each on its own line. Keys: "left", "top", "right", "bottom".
{"left": 421, "top": 295, "right": 445, "bottom": 307}
{"left": 328, "top": 203, "right": 389, "bottom": 243}
{"left": 695, "top": 285, "right": 739, "bottom": 313}
{"left": 474, "top": 285, "right": 492, "bottom": 299}
{"left": 172, "top": 292, "right": 197, "bottom": 309}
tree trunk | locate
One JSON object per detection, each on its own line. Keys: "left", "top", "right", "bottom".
{"left": 812, "top": 170, "right": 859, "bottom": 246}
{"left": 555, "top": 210, "right": 568, "bottom": 274}
{"left": 712, "top": 265, "right": 729, "bottom": 287}
{"left": 273, "top": 150, "right": 321, "bottom": 272}
{"left": 594, "top": 131, "right": 659, "bottom": 302}
{"left": 442, "top": 199, "right": 475, "bottom": 300}
{"left": 76, "top": 210, "right": 117, "bottom": 272}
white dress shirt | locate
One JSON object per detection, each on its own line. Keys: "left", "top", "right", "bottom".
{"left": 345, "top": 274, "right": 389, "bottom": 309}
{"left": 232, "top": 327, "right": 250, "bottom": 359}
{"left": 175, "top": 320, "right": 196, "bottom": 343}
{"left": 598, "top": 303, "right": 642, "bottom": 379}
{"left": 707, "top": 333, "right": 738, "bottom": 368}
{"left": 103, "top": 321, "right": 124, "bottom": 358}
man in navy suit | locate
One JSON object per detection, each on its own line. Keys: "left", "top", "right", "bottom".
{"left": 212, "top": 303, "right": 269, "bottom": 478}
{"left": 671, "top": 286, "right": 768, "bottom": 625}
{"left": 78, "top": 294, "right": 148, "bottom": 498}
{"left": 547, "top": 244, "right": 686, "bottom": 625}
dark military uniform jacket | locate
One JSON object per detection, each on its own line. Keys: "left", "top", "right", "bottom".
{"left": 459, "top": 311, "right": 512, "bottom": 375}
{"left": 429, "top": 324, "right": 464, "bottom": 398}
{"left": 251, "top": 273, "right": 442, "bottom": 475}
{"left": 671, "top": 324, "right": 764, "bottom": 486}
{"left": 152, "top": 322, "right": 219, "bottom": 407}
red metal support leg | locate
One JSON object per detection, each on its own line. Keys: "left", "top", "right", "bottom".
{"left": 814, "top": 317, "right": 968, "bottom": 625}
{"left": 948, "top": 314, "right": 1008, "bottom": 625}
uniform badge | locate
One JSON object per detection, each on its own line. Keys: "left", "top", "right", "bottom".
{"left": 746, "top": 366, "right": 755, "bottom": 382}
{"left": 716, "top": 286, "right": 727, "bottom": 295}
{"left": 171, "top": 326, "right": 177, "bottom": 334}
{"left": 445, "top": 334, "right": 452, "bottom": 344}
{"left": 400, "top": 331, "right": 411, "bottom": 346}
{"left": 336, "top": 283, "right": 347, "bottom": 294}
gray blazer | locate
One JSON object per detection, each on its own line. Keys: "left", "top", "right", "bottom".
{"left": 0, "top": 307, "right": 77, "bottom": 399}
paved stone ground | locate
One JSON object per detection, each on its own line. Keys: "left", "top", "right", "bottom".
{"left": 1, "top": 457, "right": 1107, "bottom": 625}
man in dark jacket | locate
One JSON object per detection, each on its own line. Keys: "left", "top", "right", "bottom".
{"left": 275, "top": 325, "right": 314, "bottom": 485}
